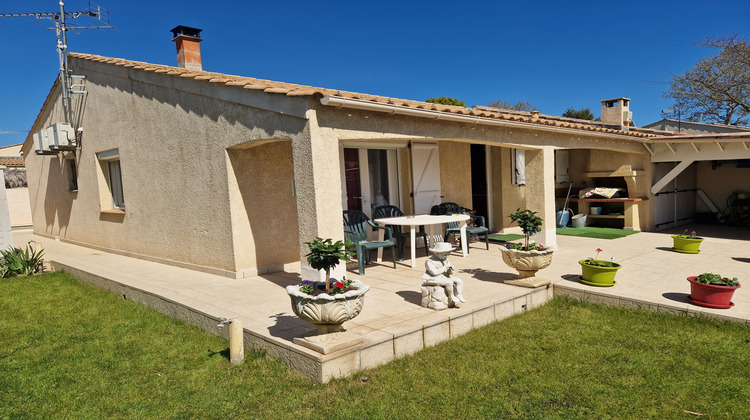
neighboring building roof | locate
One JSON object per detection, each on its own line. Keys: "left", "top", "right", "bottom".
{"left": 643, "top": 118, "right": 750, "bottom": 135}
{"left": 64, "top": 52, "right": 663, "bottom": 139}
{"left": 0, "top": 157, "right": 25, "bottom": 167}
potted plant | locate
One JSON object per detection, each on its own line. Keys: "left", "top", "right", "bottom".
{"left": 579, "top": 248, "right": 621, "bottom": 287}
{"left": 499, "top": 209, "right": 554, "bottom": 288}
{"left": 687, "top": 273, "right": 741, "bottom": 309}
{"left": 672, "top": 229, "right": 704, "bottom": 254}
{"left": 286, "top": 237, "right": 370, "bottom": 353}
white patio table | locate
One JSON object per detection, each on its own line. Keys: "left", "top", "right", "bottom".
{"left": 373, "top": 214, "right": 470, "bottom": 268}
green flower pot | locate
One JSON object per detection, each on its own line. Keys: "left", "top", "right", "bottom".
{"left": 672, "top": 236, "right": 704, "bottom": 254}
{"left": 579, "top": 260, "right": 621, "bottom": 287}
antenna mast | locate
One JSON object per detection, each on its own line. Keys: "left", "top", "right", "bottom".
{"left": 1, "top": 1, "right": 114, "bottom": 124}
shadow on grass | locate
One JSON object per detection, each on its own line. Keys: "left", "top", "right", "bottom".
{"left": 662, "top": 292, "right": 690, "bottom": 303}
{"left": 207, "top": 348, "right": 231, "bottom": 361}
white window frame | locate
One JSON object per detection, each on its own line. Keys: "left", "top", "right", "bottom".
{"left": 512, "top": 149, "right": 526, "bottom": 185}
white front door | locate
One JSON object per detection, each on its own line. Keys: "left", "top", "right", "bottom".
{"left": 411, "top": 143, "right": 442, "bottom": 214}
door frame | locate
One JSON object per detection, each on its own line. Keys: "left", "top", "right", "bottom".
{"left": 340, "top": 144, "right": 404, "bottom": 221}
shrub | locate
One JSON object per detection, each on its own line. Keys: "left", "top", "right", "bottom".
{"left": 695, "top": 273, "right": 739, "bottom": 287}
{"left": 1, "top": 245, "right": 44, "bottom": 277}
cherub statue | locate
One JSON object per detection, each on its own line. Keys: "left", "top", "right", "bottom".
{"left": 422, "top": 242, "right": 465, "bottom": 307}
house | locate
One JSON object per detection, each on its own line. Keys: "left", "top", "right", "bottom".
{"left": 0, "top": 143, "right": 33, "bottom": 229}
{"left": 643, "top": 118, "right": 750, "bottom": 135}
{"left": 25, "top": 27, "right": 685, "bottom": 279}
{"left": 641, "top": 119, "right": 750, "bottom": 228}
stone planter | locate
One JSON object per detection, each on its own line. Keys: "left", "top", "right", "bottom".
{"left": 500, "top": 247, "right": 554, "bottom": 288}
{"left": 672, "top": 236, "right": 704, "bottom": 254}
{"left": 687, "top": 276, "right": 740, "bottom": 309}
{"left": 286, "top": 279, "right": 370, "bottom": 353}
{"left": 579, "top": 260, "right": 621, "bottom": 287}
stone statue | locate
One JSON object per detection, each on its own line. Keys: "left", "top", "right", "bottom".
{"left": 421, "top": 242, "right": 465, "bottom": 310}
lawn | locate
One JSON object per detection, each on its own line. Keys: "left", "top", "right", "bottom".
{"left": 556, "top": 226, "right": 640, "bottom": 239}
{"left": 2, "top": 272, "right": 748, "bottom": 419}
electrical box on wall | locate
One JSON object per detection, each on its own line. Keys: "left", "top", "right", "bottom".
{"left": 47, "top": 123, "right": 75, "bottom": 149}
{"left": 35, "top": 123, "right": 76, "bottom": 154}
{"left": 33, "top": 130, "right": 49, "bottom": 152}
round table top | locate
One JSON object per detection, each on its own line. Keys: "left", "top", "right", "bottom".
{"left": 374, "top": 213, "right": 470, "bottom": 226}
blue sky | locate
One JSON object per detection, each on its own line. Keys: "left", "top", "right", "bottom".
{"left": 1, "top": 0, "right": 749, "bottom": 147}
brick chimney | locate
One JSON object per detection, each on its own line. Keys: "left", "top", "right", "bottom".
{"left": 171, "top": 25, "right": 203, "bottom": 71}
{"left": 601, "top": 97, "right": 633, "bottom": 129}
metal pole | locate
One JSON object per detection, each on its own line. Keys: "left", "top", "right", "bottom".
{"left": 56, "top": 0, "right": 71, "bottom": 123}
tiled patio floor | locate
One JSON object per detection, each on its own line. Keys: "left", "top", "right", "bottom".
{"left": 15, "top": 224, "right": 749, "bottom": 382}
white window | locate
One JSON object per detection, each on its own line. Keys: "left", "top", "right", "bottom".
{"left": 97, "top": 149, "right": 125, "bottom": 210}
{"left": 512, "top": 149, "right": 525, "bottom": 185}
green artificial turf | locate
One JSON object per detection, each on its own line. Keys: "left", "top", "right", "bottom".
{"left": 556, "top": 226, "right": 640, "bottom": 239}
{"left": 488, "top": 233, "right": 525, "bottom": 243}
{"left": 2, "top": 272, "right": 748, "bottom": 418}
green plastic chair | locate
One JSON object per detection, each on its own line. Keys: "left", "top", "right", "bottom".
{"left": 372, "top": 205, "right": 430, "bottom": 261}
{"left": 442, "top": 202, "right": 490, "bottom": 253}
{"left": 343, "top": 210, "right": 397, "bottom": 275}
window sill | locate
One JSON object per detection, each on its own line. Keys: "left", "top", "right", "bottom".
{"left": 69, "top": 189, "right": 78, "bottom": 193}
{"left": 100, "top": 208, "right": 125, "bottom": 215}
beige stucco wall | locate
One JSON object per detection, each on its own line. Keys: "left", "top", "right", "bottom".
{"left": 439, "top": 141, "right": 472, "bottom": 208}
{"left": 6, "top": 187, "right": 32, "bottom": 227}
{"left": 567, "top": 149, "right": 590, "bottom": 191}
{"left": 695, "top": 161, "right": 749, "bottom": 213}
{"left": 25, "top": 58, "right": 309, "bottom": 275}
{"left": 0, "top": 144, "right": 23, "bottom": 156}
{"left": 227, "top": 141, "right": 299, "bottom": 273}
{"left": 492, "top": 146, "right": 525, "bottom": 230}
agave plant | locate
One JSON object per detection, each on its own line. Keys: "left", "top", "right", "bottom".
{"left": 1, "top": 244, "right": 44, "bottom": 277}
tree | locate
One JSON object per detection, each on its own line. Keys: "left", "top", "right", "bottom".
{"left": 426, "top": 96, "right": 466, "bottom": 107}
{"left": 488, "top": 99, "right": 539, "bottom": 112}
{"left": 562, "top": 107, "right": 596, "bottom": 120}
{"left": 663, "top": 35, "right": 750, "bottom": 126}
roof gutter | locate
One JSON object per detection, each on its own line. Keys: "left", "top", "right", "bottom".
{"left": 320, "top": 96, "right": 648, "bottom": 142}
{"left": 644, "top": 134, "right": 750, "bottom": 143}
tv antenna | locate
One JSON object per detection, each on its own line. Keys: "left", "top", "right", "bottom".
{"left": 1, "top": 1, "right": 114, "bottom": 126}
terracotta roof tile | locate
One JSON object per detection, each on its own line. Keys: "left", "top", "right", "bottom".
{"left": 68, "top": 52, "right": 660, "bottom": 138}
{"left": 0, "top": 157, "right": 25, "bottom": 166}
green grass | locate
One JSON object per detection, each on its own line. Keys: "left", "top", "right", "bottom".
{"left": 557, "top": 226, "right": 641, "bottom": 239}
{"left": 488, "top": 233, "right": 525, "bottom": 243}
{"left": 2, "top": 272, "right": 749, "bottom": 419}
